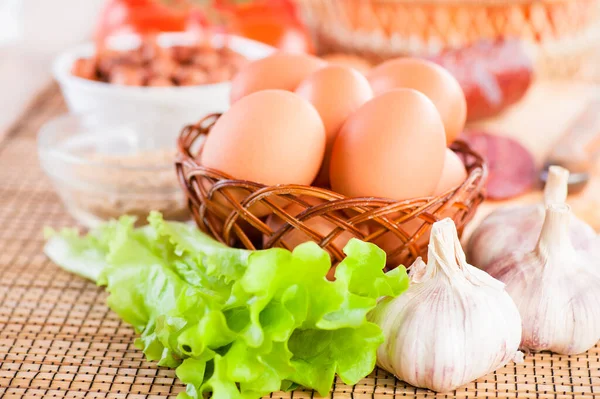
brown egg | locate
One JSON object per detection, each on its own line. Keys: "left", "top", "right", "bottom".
{"left": 367, "top": 58, "right": 467, "bottom": 144}
{"left": 329, "top": 89, "right": 446, "bottom": 200}
{"left": 230, "top": 53, "right": 326, "bottom": 104}
{"left": 321, "top": 53, "right": 372, "bottom": 74}
{"left": 373, "top": 150, "right": 466, "bottom": 265}
{"left": 201, "top": 90, "right": 326, "bottom": 216}
{"left": 295, "top": 66, "right": 374, "bottom": 187}
{"left": 434, "top": 149, "right": 468, "bottom": 195}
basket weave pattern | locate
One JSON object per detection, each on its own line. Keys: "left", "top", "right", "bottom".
{"left": 298, "top": 0, "right": 600, "bottom": 52}
{"left": 176, "top": 114, "right": 487, "bottom": 266}
{"left": 297, "top": 0, "right": 600, "bottom": 80}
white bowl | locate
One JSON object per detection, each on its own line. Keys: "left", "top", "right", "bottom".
{"left": 53, "top": 33, "right": 275, "bottom": 133}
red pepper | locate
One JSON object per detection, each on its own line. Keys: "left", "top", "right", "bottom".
{"left": 95, "top": 0, "right": 209, "bottom": 45}
{"left": 214, "top": 0, "right": 314, "bottom": 54}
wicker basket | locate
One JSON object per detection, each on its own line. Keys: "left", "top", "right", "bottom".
{"left": 176, "top": 114, "right": 487, "bottom": 267}
{"left": 295, "top": 0, "right": 600, "bottom": 81}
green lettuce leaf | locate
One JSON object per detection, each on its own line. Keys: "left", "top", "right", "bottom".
{"left": 43, "top": 216, "right": 136, "bottom": 281}
{"left": 44, "top": 212, "right": 409, "bottom": 399}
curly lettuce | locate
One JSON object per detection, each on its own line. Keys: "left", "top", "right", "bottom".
{"left": 44, "top": 212, "right": 408, "bottom": 398}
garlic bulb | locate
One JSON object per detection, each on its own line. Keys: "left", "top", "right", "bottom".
{"left": 467, "top": 166, "right": 598, "bottom": 270}
{"left": 369, "top": 218, "right": 523, "bottom": 392}
{"left": 486, "top": 203, "right": 600, "bottom": 354}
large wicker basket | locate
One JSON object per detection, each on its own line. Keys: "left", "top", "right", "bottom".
{"left": 295, "top": 0, "right": 600, "bottom": 82}
{"left": 176, "top": 114, "right": 487, "bottom": 267}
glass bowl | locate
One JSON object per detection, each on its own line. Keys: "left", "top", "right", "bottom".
{"left": 38, "top": 113, "right": 190, "bottom": 227}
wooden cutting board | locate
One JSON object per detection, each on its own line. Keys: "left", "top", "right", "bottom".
{"left": 463, "top": 80, "right": 600, "bottom": 239}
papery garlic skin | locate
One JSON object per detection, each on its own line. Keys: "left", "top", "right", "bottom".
{"left": 467, "top": 166, "right": 598, "bottom": 270}
{"left": 370, "top": 219, "right": 523, "bottom": 393}
{"left": 486, "top": 204, "right": 600, "bottom": 355}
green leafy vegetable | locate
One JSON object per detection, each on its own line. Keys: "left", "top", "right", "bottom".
{"left": 44, "top": 212, "right": 409, "bottom": 398}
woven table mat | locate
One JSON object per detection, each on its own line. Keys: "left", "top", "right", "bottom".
{"left": 1, "top": 85, "right": 599, "bottom": 399}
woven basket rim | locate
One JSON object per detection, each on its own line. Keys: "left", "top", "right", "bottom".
{"left": 176, "top": 113, "right": 488, "bottom": 206}
{"left": 175, "top": 113, "right": 487, "bottom": 265}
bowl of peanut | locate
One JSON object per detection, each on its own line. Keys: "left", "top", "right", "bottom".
{"left": 53, "top": 32, "right": 275, "bottom": 132}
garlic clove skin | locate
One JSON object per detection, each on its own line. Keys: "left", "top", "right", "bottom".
{"left": 468, "top": 206, "right": 597, "bottom": 270}
{"left": 486, "top": 203, "right": 600, "bottom": 355}
{"left": 370, "top": 218, "right": 523, "bottom": 392}
{"left": 467, "top": 204, "right": 543, "bottom": 269}
{"left": 467, "top": 166, "right": 598, "bottom": 270}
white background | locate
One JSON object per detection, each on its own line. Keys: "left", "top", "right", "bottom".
{"left": 0, "top": 0, "right": 105, "bottom": 135}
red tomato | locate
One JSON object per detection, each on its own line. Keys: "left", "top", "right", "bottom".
{"left": 215, "top": 0, "right": 314, "bottom": 54}
{"left": 231, "top": 16, "right": 313, "bottom": 54}
{"left": 95, "top": 0, "right": 207, "bottom": 44}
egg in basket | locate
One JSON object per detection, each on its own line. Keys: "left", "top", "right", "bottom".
{"left": 176, "top": 53, "right": 487, "bottom": 269}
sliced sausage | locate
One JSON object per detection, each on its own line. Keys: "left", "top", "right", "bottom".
{"left": 429, "top": 40, "right": 533, "bottom": 121}
{"left": 461, "top": 130, "right": 537, "bottom": 200}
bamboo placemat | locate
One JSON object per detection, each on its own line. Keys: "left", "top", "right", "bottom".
{"left": 1, "top": 85, "right": 599, "bottom": 399}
